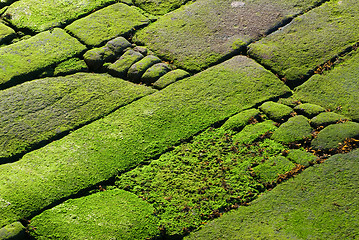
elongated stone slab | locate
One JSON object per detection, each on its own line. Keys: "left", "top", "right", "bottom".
{"left": 0, "top": 56, "right": 290, "bottom": 227}
{"left": 0, "top": 28, "right": 86, "bottom": 88}
{"left": 294, "top": 50, "right": 359, "bottom": 121}
{"left": 29, "top": 190, "right": 160, "bottom": 240}
{"left": 66, "top": 3, "right": 149, "bottom": 47}
{"left": 134, "top": 0, "right": 326, "bottom": 72}
{"left": 186, "top": 149, "right": 359, "bottom": 239}
{"left": 4, "top": 0, "right": 123, "bottom": 32}
{"left": 249, "top": 0, "right": 359, "bottom": 84}
{"left": 0, "top": 73, "right": 155, "bottom": 161}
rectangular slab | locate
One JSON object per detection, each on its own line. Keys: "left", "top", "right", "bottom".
{"left": 134, "top": 0, "right": 326, "bottom": 72}
{"left": 0, "top": 28, "right": 86, "bottom": 88}
{"left": 248, "top": 0, "right": 359, "bottom": 84}
{"left": 0, "top": 73, "right": 155, "bottom": 161}
{"left": 0, "top": 56, "right": 290, "bottom": 227}
{"left": 65, "top": 3, "right": 149, "bottom": 47}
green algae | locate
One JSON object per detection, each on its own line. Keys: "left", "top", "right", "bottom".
{"left": 286, "top": 149, "right": 317, "bottom": 167}
{"left": 186, "top": 149, "right": 359, "bottom": 239}
{"left": 233, "top": 120, "right": 278, "bottom": 144}
{"left": 221, "top": 108, "right": 261, "bottom": 131}
{"left": 0, "top": 222, "right": 25, "bottom": 240}
{"left": 259, "top": 101, "right": 294, "bottom": 122}
{"left": 294, "top": 49, "right": 359, "bottom": 121}
{"left": 310, "top": 112, "right": 351, "bottom": 128}
{"left": 0, "top": 23, "right": 15, "bottom": 44}
{"left": 0, "top": 28, "right": 86, "bottom": 88}
{"left": 152, "top": 69, "right": 190, "bottom": 89}
{"left": 133, "top": 0, "right": 191, "bottom": 15}
{"left": 65, "top": 3, "right": 149, "bottom": 47}
{"left": 293, "top": 103, "right": 326, "bottom": 118}
{"left": 249, "top": 0, "right": 359, "bottom": 84}
{"left": 29, "top": 189, "right": 159, "bottom": 240}
{"left": 141, "top": 63, "right": 171, "bottom": 84}
{"left": 127, "top": 55, "right": 161, "bottom": 82}
{"left": 0, "top": 73, "right": 155, "bottom": 161}
{"left": 53, "top": 58, "right": 87, "bottom": 76}
{"left": 116, "top": 127, "right": 290, "bottom": 235}
{"left": 107, "top": 50, "right": 144, "bottom": 78}
{"left": 0, "top": 56, "right": 290, "bottom": 227}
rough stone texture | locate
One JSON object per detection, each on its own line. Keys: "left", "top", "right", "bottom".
{"left": 65, "top": 3, "right": 149, "bottom": 47}
{"left": 0, "top": 23, "right": 15, "bottom": 44}
{"left": 0, "top": 28, "right": 86, "bottom": 88}
{"left": 83, "top": 47, "right": 114, "bottom": 70}
{"left": 0, "top": 56, "right": 290, "bottom": 227}
{"left": 0, "top": 73, "right": 155, "bottom": 161}
{"left": 249, "top": 0, "right": 359, "bottom": 84}
{"left": 294, "top": 50, "right": 359, "bottom": 121}
{"left": 185, "top": 149, "right": 359, "bottom": 239}
{"left": 29, "top": 189, "right": 159, "bottom": 240}
{"left": 133, "top": 0, "right": 190, "bottom": 15}
{"left": 259, "top": 101, "right": 294, "bottom": 122}
{"left": 141, "top": 63, "right": 171, "bottom": 84}
{"left": 311, "top": 122, "right": 359, "bottom": 150}
{"left": 222, "top": 108, "right": 260, "bottom": 131}
{"left": 134, "top": 0, "right": 326, "bottom": 72}
{"left": 53, "top": 58, "right": 88, "bottom": 76}
{"left": 293, "top": 103, "right": 326, "bottom": 118}
{"left": 152, "top": 69, "right": 190, "bottom": 89}
{"left": 4, "top": 0, "right": 125, "bottom": 32}
{"left": 287, "top": 149, "right": 317, "bottom": 167}
{"left": 127, "top": 55, "right": 161, "bottom": 82}
{"left": 107, "top": 50, "right": 144, "bottom": 78}
{"left": 310, "top": 112, "right": 351, "bottom": 128}
{"left": 0, "top": 222, "right": 26, "bottom": 240}
{"left": 233, "top": 120, "right": 277, "bottom": 144}
{"left": 271, "top": 115, "right": 313, "bottom": 144}
{"left": 106, "top": 36, "right": 132, "bottom": 55}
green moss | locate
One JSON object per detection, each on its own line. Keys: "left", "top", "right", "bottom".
{"left": 153, "top": 69, "right": 190, "bottom": 89}
{"left": 0, "top": 73, "right": 154, "bottom": 161}
{"left": 259, "top": 101, "right": 294, "bottom": 122}
{"left": 0, "top": 222, "right": 26, "bottom": 240}
{"left": 293, "top": 103, "right": 326, "bottom": 118}
{"left": 233, "top": 120, "right": 277, "bottom": 144}
{"left": 133, "top": 0, "right": 190, "bottom": 15}
{"left": 127, "top": 55, "right": 161, "bottom": 82}
{"left": 286, "top": 149, "right": 317, "bottom": 167}
{"left": 0, "top": 56, "right": 289, "bottom": 227}
{"left": 294, "top": 49, "right": 359, "bottom": 121}
{"left": 65, "top": 3, "right": 149, "bottom": 47}
{"left": 221, "top": 108, "right": 260, "bottom": 131}
{"left": 310, "top": 112, "right": 351, "bottom": 128}
{"left": 141, "top": 63, "right": 171, "bottom": 84}
{"left": 0, "top": 23, "right": 15, "bottom": 44}
{"left": 249, "top": 0, "right": 359, "bottom": 83}
{"left": 107, "top": 50, "right": 144, "bottom": 78}
{"left": 186, "top": 149, "right": 359, "bottom": 239}
{"left": 29, "top": 190, "right": 159, "bottom": 240}
{"left": 0, "top": 28, "right": 86, "bottom": 87}
{"left": 271, "top": 115, "right": 313, "bottom": 144}
{"left": 54, "top": 58, "right": 87, "bottom": 76}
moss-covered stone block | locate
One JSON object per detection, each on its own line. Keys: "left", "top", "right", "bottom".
{"left": 249, "top": 0, "right": 359, "bottom": 84}
{"left": 127, "top": 55, "right": 161, "bottom": 82}
{"left": 107, "top": 50, "right": 144, "bottom": 78}
{"left": 0, "top": 56, "right": 290, "bottom": 227}
{"left": 311, "top": 122, "right": 359, "bottom": 150}
{"left": 259, "top": 101, "right": 294, "bottom": 122}
{"left": 185, "top": 149, "right": 359, "bottom": 239}
{"left": 4, "top": 0, "right": 127, "bottom": 32}
{"left": 294, "top": 50, "right": 359, "bottom": 121}
{"left": 286, "top": 149, "right": 317, "bottom": 167}
{"left": 0, "top": 23, "right": 15, "bottom": 44}
{"left": 222, "top": 108, "right": 260, "bottom": 131}
{"left": 251, "top": 156, "right": 295, "bottom": 184}
{"left": 106, "top": 36, "right": 132, "bottom": 55}
{"left": 134, "top": 0, "right": 325, "bottom": 72}
{"left": 141, "top": 63, "right": 171, "bottom": 84}
{"left": 29, "top": 189, "right": 159, "bottom": 240}
{"left": 271, "top": 115, "right": 313, "bottom": 144}
{"left": 65, "top": 3, "right": 149, "bottom": 47}
{"left": 83, "top": 47, "right": 115, "bottom": 70}
{"left": 293, "top": 103, "right": 326, "bottom": 118}
{"left": 0, "top": 28, "right": 86, "bottom": 88}
{"left": 0, "top": 222, "right": 26, "bottom": 240}
{"left": 53, "top": 58, "right": 88, "bottom": 76}
{"left": 133, "top": 0, "right": 189, "bottom": 15}
{"left": 310, "top": 112, "right": 351, "bottom": 128}
{"left": 152, "top": 69, "right": 190, "bottom": 89}
{"left": 233, "top": 120, "right": 277, "bottom": 144}
{"left": 0, "top": 73, "right": 154, "bottom": 161}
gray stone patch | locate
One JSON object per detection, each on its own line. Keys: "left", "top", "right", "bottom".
{"left": 108, "top": 50, "right": 144, "bottom": 78}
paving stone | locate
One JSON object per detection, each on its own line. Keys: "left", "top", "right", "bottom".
{"left": 65, "top": 3, "right": 149, "bottom": 47}
{"left": 310, "top": 112, "right": 351, "bottom": 128}
{"left": 152, "top": 69, "right": 190, "bottom": 89}
{"left": 0, "top": 28, "right": 86, "bottom": 89}
{"left": 141, "top": 62, "right": 171, "bottom": 84}
{"left": 259, "top": 101, "right": 294, "bottom": 122}
{"left": 286, "top": 149, "right": 317, "bottom": 167}
{"left": 107, "top": 50, "right": 144, "bottom": 78}
{"left": 0, "top": 56, "right": 290, "bottom": 227}
{"left": 28, "top": 189, "right": 159, "bottom": 239}
{"left": 0, "top": 73, "right": 155, "bottom": 161}
{"left": 233, "top": 120, "right": 277, "bottom": 144}
{"left": 311, "top": 121, "right": 359, "bottom": 150}
{"left": 53, "top": 58, "right": 88, "bottom": 76}
{"left": 185, "top": 149, "right": 359, "bottom": 239}
{"left": 0, "top": 222, "right": 26, "bottom": 240}
{"left": 134, "top": 0, "right": 326, "bottom": 72}
{"left": 293, "top": 103, "right": 326, "bottom": 118}
{"left": 221, "top": 108, "right": 260, "bottom": 131}
{"left": 249, "top": 0, "right": 359, "bottom": 84}
{"left": 271, "top": 115, "right": 313, "bottom": 144}
{"left": 127, "top": 55, "right": 161, "bottom": 82}
{"left": 294, "top": 50, "right": 359, "bottom": 121}
{"left": 4, "top": 0, "right": 129, "bottom": 32}
{"left": 0, "top": 23, "right": 15, "bottom": 44}
{"left": 133, "top": 0, "right": 189, "bottom": 15}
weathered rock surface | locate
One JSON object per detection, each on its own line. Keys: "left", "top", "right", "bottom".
{"left": 310, "top": 112, "right": 351, "bottom": 128}
{"left": 107, "top": 50, "right": 144, "bottom": 78}
{"left": 293, "top": 103, "right": 326, "bottom": 118}
{"left": 222, "top": 108, "right": 260, "bottom": 131}
{"left": 0, "top": 222, "right": 26, "bottom": 240}
{"left": 141, "top": 62, "right": 171, "bottom": 84}
{"left": 133, "top": 0, "right": 189, "bottom": 15}
{"left": 0, "top": 23, "right": 15, "bottom": 44}
{"left": 259, "top": 101, "right": 293, "bottom": 122}
{"left": 152, "top": 69, "right": 190, "bottom": 89}
{"left": 127, "top": 55, "right": 161, "bottom": 81}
